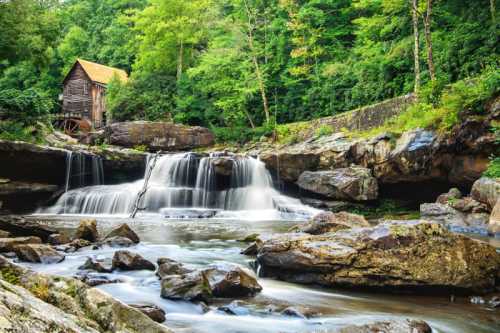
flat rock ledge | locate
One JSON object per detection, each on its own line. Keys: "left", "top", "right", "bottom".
{"left": 256, "top": 220, "right": 500, "bottom": 294}
{"left": 0, "top": 255, "right": 172, "bottom": 333}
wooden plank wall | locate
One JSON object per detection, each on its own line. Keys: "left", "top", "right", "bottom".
{"left": 62, "top": 63, "right": 93, "bottom": 120}
{"left": 92, "top": 84, "right": 106, "bottom": 128}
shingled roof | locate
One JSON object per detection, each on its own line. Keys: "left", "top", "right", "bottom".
{"left": 66, "top": 59, "right": 128, "bottom": 85}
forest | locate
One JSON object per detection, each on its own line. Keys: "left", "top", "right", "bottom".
{"left": 0, "top": 0, "right": 498, "bottom": 143}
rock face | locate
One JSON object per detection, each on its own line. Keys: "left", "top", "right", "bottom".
{"left": 74, "top": 219, "right": 99, "bottom": 242}
{"left": 14, "top": 244, "right": 65, "bottom": 264}
{"left": 257, "top": 221, "right": 500, "bottom": 293}
{"left": 297, "top": 167, "right": 378, "bottom": 201}
{"left": 0, "top": 140, "right": 146, "bottom": 213}
{"left": 112, "top": 250, "right": 155, "bottom": 271}
{"left": 104, "top": 223, "right": 140, "bottom": 243}
{"left": 106, "top": 121, "right": 214, "bottom": 151}
{"left": 420, "top": 202, "right": 490, "bottom": 233}
{"left": 294, "top": 211, "right": 369, "bottom": 235}
{"left": 471, "top": 177, "right": 500, "bottom": 209}
{"left": 0, "top": 256, "right": 173, "bottom": 332}
{"left": 258, "top": 100, "right": 499, "bottom": 190}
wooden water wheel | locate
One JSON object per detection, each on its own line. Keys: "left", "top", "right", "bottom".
{"left": 62, "top": 118, "right": 80, "bottom": 135}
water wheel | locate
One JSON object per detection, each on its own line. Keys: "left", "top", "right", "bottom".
{"left": 62, "top": 118, "right": 80, "bottom": 135}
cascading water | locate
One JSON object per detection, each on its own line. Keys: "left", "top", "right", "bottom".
{"left": 43, "top": 152, "right": 317, "bottom": 219}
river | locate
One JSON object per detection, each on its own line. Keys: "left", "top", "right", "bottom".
{"left": 21, "top": 214, "right": 500, "bottom": 333}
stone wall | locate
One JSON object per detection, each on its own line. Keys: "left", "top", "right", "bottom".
{"left": 305, "top": 93, "right": 415, "bottom": 136}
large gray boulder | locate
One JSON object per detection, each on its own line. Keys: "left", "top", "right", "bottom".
{"left": 106, "top": 121, "right": 214, "bottom": 151}
{"left": 471, "top": 177, "right": 500, "bottom": 209}
{"left": 257, "top": 221, "right": 500, "bottom": 293}
{"left": 297, "top": 167, "right": 378, "bottom": 201}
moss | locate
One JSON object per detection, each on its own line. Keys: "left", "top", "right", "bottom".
{"left": 0, "top": 267, "right": 21, "bottom": 285}
{"left": 28, "top": 278, "right": 51, "bottom": 302}
{"left": 64, "top": 281, "right": 79, "bottom": 298}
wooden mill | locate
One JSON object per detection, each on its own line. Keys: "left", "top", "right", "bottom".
{"left": 56, "top": 59, "right": 128, "bottom": 134}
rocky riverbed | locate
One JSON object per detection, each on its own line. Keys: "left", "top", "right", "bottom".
{"left": 1, "top": 214, "right": 499, "bottom": 333}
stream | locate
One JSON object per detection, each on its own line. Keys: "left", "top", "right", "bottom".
{"left": 22, "top": 214, "right": 500, "bottom": 333}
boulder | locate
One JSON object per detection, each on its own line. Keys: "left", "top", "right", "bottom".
{"left": 76, "top": 273, "right": 123, "bottom": 287}
{"left": 447, "top": 197, "right": 489, "bottom": 214}
{"left": 436, "top": 188, "right": 462, "bottom": 204}
{"left": 204, "top": 263, "right": 262, "bottom": 298}
{"left": 112, "top": 250, "right": 155, "bottom": 271}
{"left": 420, "top": 203, "right": 490, "bottom": 233}
{"left": 129, "top": 304, "right": 166, "bottom": 323}
{"left": 338, "top": 319, "right": 432, "bottom": 333}
{"left": 48, "top": 233, "right": 71, "bottom": 245}
{"left": 257, "top": 221, "right": 500, "bottom": 293}
{"left": 14, "top": 244, "right": 65, "bottom": 264}
{"left": 104, "top": 223, "right": 140, "bottom": 243}
{"left": 489, "top": 199, "right": 500, "bottom": 234}
{"left": 0, "top": 236, "right": 42, "bottom": 252}
{"left": 471, "top": 177, "right": 500, "bottom": 209}
{"left": 0, "top": 278, "right": 100, "bottom": 332}
{"left": 156, "top": 257, "right": 191, "bottom": 279}
{"left": 297, "top": 167, "right": 378, "bottom": 201}
{"left": 106, "top": 121, "right": 214, "bottom": 151}
{"left": 0, "top": 215, "right": 57, "bottom": 241}
{"left": 0, "top": 230, "right": 10, "bottom": 238}
{"left": 0, "top": 255, "right": 173, "bottom": 332}
{"left": 211, "top": 157, "right": 234, "bottom": 177}
{"left": 74, "top": 219, "right": 99, "bottom": 242}
{"left": 160, "top": 270, "right": 212, "bottom": 302}
{"left": 294, "top": 211, "right": 369, "bottom": 235}
{"left": 420, "top": 203, "right": 467, "bottom": 227}
{"left": 101, "top": 236, "right": 134, "bottom": 248}
{"left": 78, "top": 257, "right": 113, "bottom": 273}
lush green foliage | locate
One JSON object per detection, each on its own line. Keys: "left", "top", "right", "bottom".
{"left": 0, "top": 0, "right": 498, "bottom": 142}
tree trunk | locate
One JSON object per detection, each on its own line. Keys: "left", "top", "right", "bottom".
{"left": 411, "top": 0, "right": 421, "bottom": 96}
{"left": 243, "top": 0, "right": 270, "bottom": 125}
{"left": 491, "top": 0, "right": 496, "bottom": 21}
{"left": 243, "top": 108, "right": 255, "bottom": 129}
{"left": 177, "top": 41, "right": 184, "bottom": 81}
{"left": 422, "top": 0, "right": 436, "bottom": 81}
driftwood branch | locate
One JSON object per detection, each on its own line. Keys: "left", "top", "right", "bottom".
{"left": 130, "top": 152, "right": 159, "bottom": 218}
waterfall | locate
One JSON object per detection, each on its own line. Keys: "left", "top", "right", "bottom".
{"left": 63, "top": 151, "right": 104, "bottom": 192}
{"left": 43, "top": 152, "right": 317, "bottom": 219}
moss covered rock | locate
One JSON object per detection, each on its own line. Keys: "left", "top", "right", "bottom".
{"left": 257, "top": 220, "right": 500, "bottom": 293}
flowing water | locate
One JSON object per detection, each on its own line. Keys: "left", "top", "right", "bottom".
{"left": 24, "top": 215, "right": 500, "bottom": 333}
{"left": 42, "top": 153, "right": 316, "bottom": 219}
{"left": 25, "top": 152, "right": 500, "bottom": 332}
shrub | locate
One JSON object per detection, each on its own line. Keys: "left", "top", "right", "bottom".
{"left": 0, "top": 88, "right": 53, "bottom": 125}
{"left": 315, "top": 124, "right": 334, "bottom": 137}
{"left": 483, "top": 157, "right": 500, "bottom": 178}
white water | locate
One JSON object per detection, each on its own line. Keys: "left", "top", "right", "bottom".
{"left": 42, "top": 153, "right": 317, "bottom": 219}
